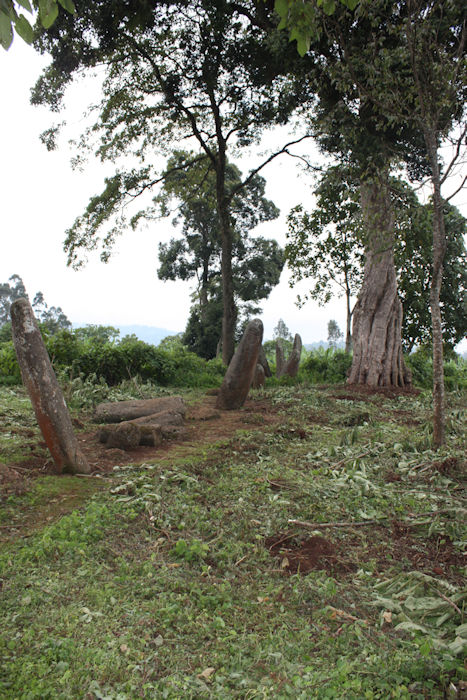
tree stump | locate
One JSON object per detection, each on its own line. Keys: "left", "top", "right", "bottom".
{"left": 216, "top": 319, "right": 263, "bottom": 410}
{"left": 10, "top": 298, "right": 90, "bottom": 474}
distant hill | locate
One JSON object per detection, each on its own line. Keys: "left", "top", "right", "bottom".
{"left": 73, "top": 324, "right": 180, "bottom": 346}
{"left": 304, "top": 340, "right": 345, "bottom": 351}
{"left": 116, "top": 325, "right": 180, "bottom": 345}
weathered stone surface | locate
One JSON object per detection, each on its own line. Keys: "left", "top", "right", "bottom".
{"left": 132, "top": 410, "right": 184, "bottom": 428}
{"left": 10, "top": 298, "right": 90, "bottom": 475}
{"left": 258, "top": 346, "right": 272, "bottom": 378}
{"left": 106, "top": 422, "right": 141, "bottom": 450}
{"left": 94, "top": 396, "right": 186, "bottom": 423}
{"left": 186, "top": 406, "right": 221, "bottom": 421}
{"left": 216, "top": 319, "right": 263, "bottom": 410}
{"left": 138, "top": 425, "right": 164, "bottom": 447}
{"left": 281, "top": 334, "right": 303, "bottom": 378}
{"left": 276, "top": 341, "right": 285, "bottom": 378}
{"left": 98, "top": 408, "right": 184, "bottom": 449}
{"left": 160, "top": 425, "right": 189, "bottom": 440}
{"left": 252, "top": 363, "right": 265, "bottom": 389}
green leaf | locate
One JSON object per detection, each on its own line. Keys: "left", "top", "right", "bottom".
{"left": 0, "top": 11, "right": 13, "bottom": 49}
{"left": 14, "top": 13, "right": 33, "bottom": 43}
{"left": 57, "top": 0, "right": 75, "bottom": 14}
{"left": 0, "top": 0, "right": 15, "bottom": 19}
{"left": 16, "top": 0, "right": 32, "bottom": 12}
{"left": 39, "top": 0, "right": 59, "bottom": 28}
{"left": 322, "top": 0, "right": 336, "bottom": 16}
{"left": 296, "top": 36, "right": 308, "bottom": 56}
{"left": 274, "top": 0, "right": 288, "bottom": 20}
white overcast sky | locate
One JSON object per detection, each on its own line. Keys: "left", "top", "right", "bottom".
{"left": 1, "top": 39, "right": 466, "bottom": 349}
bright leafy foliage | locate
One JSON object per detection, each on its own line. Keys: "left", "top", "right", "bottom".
{"left": 0, "top": 0, "right": 75, "bottom": 49}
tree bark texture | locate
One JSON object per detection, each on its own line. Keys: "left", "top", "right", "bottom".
{"left": 425, "top": 128, "right": 446, "bottom": 447}
{"left": 10, "top": 297, "right": 90, "bottom": 474}
{"left": 348, "top": 175, "right": 410, "bottom": 387}
{"left": 216, "top": 164, "right": 236, "bottom": 365}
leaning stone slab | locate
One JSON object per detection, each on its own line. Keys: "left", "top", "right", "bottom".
{"left": 216, "top": 319, "right": 263, "bottom": 410}
{"left": 281, "top": 334, "right": 303, "bottom": 378}
{"left": 94, "top": 396, "right": 186, "bottom": 423}
{"left": 10, "top": 298, "right": 90, "bottom": 474}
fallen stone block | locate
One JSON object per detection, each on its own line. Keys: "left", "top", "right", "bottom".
{"left": 105, "top": 422, "right": 141, "bottom": 450}
{"left": 94, "top": 396, "right": 186, "bottom": 423}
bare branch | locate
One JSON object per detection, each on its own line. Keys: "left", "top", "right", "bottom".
{"left": 228, "top": 133, "right": 315, "bottom": 201}
{"left": 440, "top": 123, "right": 467, "bottom": 185}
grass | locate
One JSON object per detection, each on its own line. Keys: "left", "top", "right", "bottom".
{"left": 0, "top": 383, "right": 466, "bottom": 698}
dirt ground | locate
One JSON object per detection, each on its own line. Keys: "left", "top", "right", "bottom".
{"left": 1, "top": 385, "right": 465, "bottom": 586}
{"left": 0, "top": 393, "right": 281, "bottom": 495}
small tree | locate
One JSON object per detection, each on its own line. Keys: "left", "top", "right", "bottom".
{"left": 156, "top": 152, "right": 283, "bottom": 358}
{"left": 273, "top": 319, "right": 293, "bottom": 343}
{"left": 327, "top": 320, "right": 343, "bottom": 349}
{"left": 0, "top": 274, "right": 71, "bottom": 334}
{"left": 286, "top": 165, "right": 364, "bottom": 353}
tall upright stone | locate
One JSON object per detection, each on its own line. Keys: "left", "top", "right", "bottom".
{"left": 258, "top": 345, "right": 272, "bottom": 378}
{"left": 216, "top": 319, "right": 263, "bottom": 410}
{"left": 281, "top": 333, "right": 303, "bottom": 378}
{"left": 276, "top": 340, "right": 285, "bottom": 378}
{"left": 11, "top": 298, "right": 90, "bottom": 474}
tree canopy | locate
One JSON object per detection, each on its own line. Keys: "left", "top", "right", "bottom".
{"left": 31, "top": 0, "right": 310, "bottom": 362}
{"left": 0, "top": 274, "right": 71, "bottom": 334}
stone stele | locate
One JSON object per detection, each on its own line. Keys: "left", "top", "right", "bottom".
{"left": 281, "top": 333, "right": 303, "bottom": 378}
{"left": 216, "top": 318, "right": 263, "bottom": 410}
{"left": 10, "top": 298, "right": 90, "bottom": 474}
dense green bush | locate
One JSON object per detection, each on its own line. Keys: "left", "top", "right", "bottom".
{"left": 301, "top": 347, "right": 353, "bottom": 384}
{"left": 406, "top": 347, "right": 467, "bottom": 390}
{"left": 0, "top": 328, "right": 225, "bottom": 389}
{"left": 0, "top": 344, "right": 21, "bottom": 385}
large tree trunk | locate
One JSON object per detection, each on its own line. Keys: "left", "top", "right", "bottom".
{"left": 425, "top": 128, "right": 446, "bottom": 448}
{"left": 216, "top": 161, "right": 236, "bottom": 365}
{"left": 345, "top": 281, "right": 352, "bottom": 354}
{"left": 348, "top": 173, "right": 410, "bottom": 387}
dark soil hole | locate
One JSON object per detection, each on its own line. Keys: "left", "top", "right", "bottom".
{"left": 265, "top": 533, "right": 354, "bottom": 575}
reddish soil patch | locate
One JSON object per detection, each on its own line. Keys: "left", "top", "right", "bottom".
{"left": 388, "top": 523, "right": 466, "bottom": 583}
{"left": 1, "top": 394, "right": 281, "bottom": 491}
{"left": 265, "top": 533, "right": 355, "bottom": 575}
{"left": 266, "top": 525, "right": 465, "bottom": 584}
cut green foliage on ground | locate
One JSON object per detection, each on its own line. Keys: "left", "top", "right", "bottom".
{"left": 0, "top": 383, "right": 465, "bottom": 698}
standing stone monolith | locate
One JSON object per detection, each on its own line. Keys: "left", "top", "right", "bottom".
{"left": 279, "top": 333, "right": 303, "bottom": 378}
{"left": 10, "top": 298, "right": 90, "bottom": 474}
{"left": 276, "top": 340, "right": 285, "bottom": 378}
{"left": 216, "top": 319, "right": 263, "bottom": 410}
{"left": 258, "top": 345, "right": 272, "bottom": 378}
